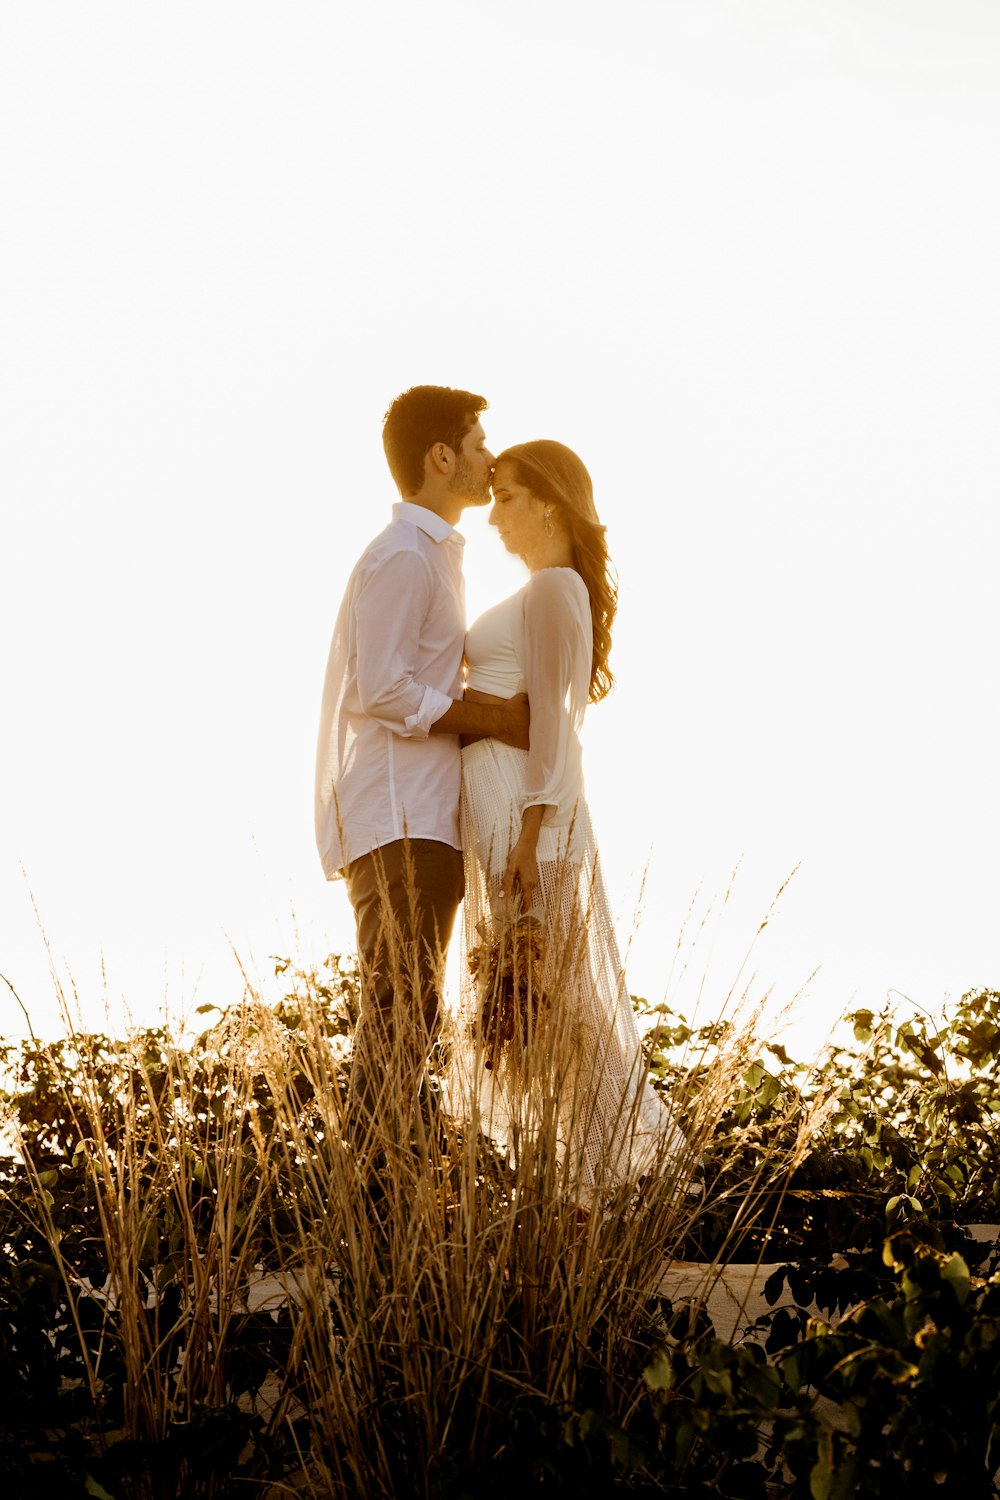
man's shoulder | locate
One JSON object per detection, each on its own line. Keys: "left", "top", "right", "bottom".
{"left": 352, "top": 516, "right": 432, "bottom": 581}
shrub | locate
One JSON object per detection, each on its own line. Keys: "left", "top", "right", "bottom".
{"left": 643, "top": 986, "right": 1000, "bottom": 1262}
{"left": 2, "top": 969, "right": 998, "bottom": 1496}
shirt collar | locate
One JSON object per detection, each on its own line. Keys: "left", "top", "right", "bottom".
{"left": 393, "top": 500, "right": 461, "bottom": 545}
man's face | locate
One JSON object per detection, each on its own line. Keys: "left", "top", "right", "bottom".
{"left": 449, "top": 419, "right": 495, "bottom": 508}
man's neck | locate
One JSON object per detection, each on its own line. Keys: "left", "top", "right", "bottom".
{"left": 402, "top": 489, "right": 463, "bottom": 527}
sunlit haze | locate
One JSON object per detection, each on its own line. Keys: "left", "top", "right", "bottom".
{"left": 2, "top": 0, "right": 998, "bottom": 1049}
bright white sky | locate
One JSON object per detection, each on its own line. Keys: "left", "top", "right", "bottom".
{"left": 2, "top": 0, "right": 998, "bottom": 1049}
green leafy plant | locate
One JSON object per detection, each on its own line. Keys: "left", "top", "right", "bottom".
{"left": 756, "top": 1232, "right": 1000, "bottom": 1497}
{"left": 642, "top": 986, "right": 1000, "bottom": 1263}
{"left": 2, "top": 968, "right": 998, "bottom": 1496}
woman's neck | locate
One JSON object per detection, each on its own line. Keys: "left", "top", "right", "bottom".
{"left": 524, "top": 537, "right": 574, "bottom": 573}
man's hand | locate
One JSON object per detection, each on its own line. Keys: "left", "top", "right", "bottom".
{"left": 497, "top": 692, "right": 530, "bottom": 750}
{"left": 432, "top": 693, "right": 529, "bottom": 746}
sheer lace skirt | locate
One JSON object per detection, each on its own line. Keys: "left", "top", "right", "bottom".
{"left": 445, "top": 737, "right": 686, "bottom": 1200}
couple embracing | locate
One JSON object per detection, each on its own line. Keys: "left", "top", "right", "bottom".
{"left": 315, "top": 385, "right": 681, "bottom": 1199}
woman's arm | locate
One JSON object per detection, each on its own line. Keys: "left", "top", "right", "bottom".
{"left": 520, "top": 570, "right": 590, "bottom": 810}
{"left": 506, "top": 572, "right": 590, "bottom": 907}
{"left": 503, "top": 804, "right": 548, "bottom": 905}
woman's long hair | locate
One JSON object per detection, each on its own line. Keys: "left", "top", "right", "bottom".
{"left": 495, "top": 440, "right": 617, "bottom": 703}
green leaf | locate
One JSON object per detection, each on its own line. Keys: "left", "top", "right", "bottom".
{"left": 809, "top": 1427, "right": 835, "bottom": 1500}
{"left": 810, "top": 1465, "right": 834, "bottom": 1500}
{"left": 851, "top": 1009, "right": 874, "bottom": 1043}
{"left": 611, "top": 1425, "right": 645, "bottom": 1469}
{"left": 85, "top": 1477, "right": 115, "bottom": 1500}
{"left": 832, "top": 1459, "right": 860, "bottom": 1499}
{"left": 883, "top": 1239, "right": 902, "bottom": 1270}
{"left": 941, "top": 1251, "right": 971, "bottom": 1306}
{"left": 701, "top": 1366, "right": 733, "bottom": 1398}
{"left": 643, "top": 1348, "right": 673, "bottom": 1391}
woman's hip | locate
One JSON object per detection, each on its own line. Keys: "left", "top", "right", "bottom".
{"left": 460, "top": 739, "right": 588, "bottom": 874}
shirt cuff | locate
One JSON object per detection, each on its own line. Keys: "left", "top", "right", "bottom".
{"left": 404, "top": 685, "right": 454, "bottom": 738}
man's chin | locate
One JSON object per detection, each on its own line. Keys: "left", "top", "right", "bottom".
{"left": 463, "top": 491, "right": 493, "bottom": 509}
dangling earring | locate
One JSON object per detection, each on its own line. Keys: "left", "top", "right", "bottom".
{"left": 543, "top": 507, "right": 555, "bottom": 539}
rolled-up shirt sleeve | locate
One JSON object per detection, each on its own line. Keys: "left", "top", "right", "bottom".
{"left": 354, "top": 550, "right": 455, "bottom": 738}
{"left": 521, "top": 570, "right": 590, "bottom": 812}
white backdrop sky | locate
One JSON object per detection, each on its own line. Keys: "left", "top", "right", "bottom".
{"left": 2, "top": 0, "right": 998, "bottom": 1046}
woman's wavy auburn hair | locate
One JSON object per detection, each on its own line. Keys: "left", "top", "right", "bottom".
{"left": 495, "top": 440, "right": 617, "bottom": 703}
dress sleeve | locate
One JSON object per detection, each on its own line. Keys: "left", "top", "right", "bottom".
{"left": 354, "top": 550, "right": 453, "bottom": 737}
{"left": 521, "top": 569, "right": 590, "bottom": 815}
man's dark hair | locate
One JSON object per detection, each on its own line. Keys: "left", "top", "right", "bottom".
{"left": 382, "top": 386, "right": 488, "bottom": 497}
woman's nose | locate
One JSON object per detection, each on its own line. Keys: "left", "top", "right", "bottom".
{"left": 488, "top": 505, "right": 498, "bottom": 528}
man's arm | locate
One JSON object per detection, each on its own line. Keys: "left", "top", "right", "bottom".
{"left": 430, "top": 694, "right": 529, "bottom": 749}
{"left": 355, "top": 552, "right": 454, "bottom": 736}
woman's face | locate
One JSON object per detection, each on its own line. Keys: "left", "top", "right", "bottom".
{"left": 488, "top": 462, "right": 549, "bottom": 559}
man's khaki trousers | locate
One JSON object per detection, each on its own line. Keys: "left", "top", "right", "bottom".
{"left": 344, "top": 837, "right": 464, "bottom": 1127}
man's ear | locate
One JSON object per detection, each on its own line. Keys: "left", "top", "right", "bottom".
{"left": 426, "top": 441, "right": 454, "bottom": 478}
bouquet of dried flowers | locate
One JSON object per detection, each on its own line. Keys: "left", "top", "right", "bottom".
{"left": 467, "top": 911, "right": 549, "bottom": 1074}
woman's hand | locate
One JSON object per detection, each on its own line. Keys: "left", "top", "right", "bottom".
{"left": 503, "top": 836, "right": 540, "bottom": 907}
{"left": 502, "top": 805, "right": 547, "bottom": 909}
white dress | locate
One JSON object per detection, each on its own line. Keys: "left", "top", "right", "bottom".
{"left": 450, "top": 567, "right": 685, "bottom": 1199}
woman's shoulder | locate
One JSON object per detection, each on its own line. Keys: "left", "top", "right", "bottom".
{"left": 523, "top": 567, "right": 589, "bottom": 613}
{"left": 524, "top": 566, "right": 587, "bottom": 597}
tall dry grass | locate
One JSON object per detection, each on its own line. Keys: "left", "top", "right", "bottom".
{"left": 12, "top": 885, "right": 819, "bottom": 1498}
{"left": 14, "top": 1004, "right": 301, "bottom": 1490}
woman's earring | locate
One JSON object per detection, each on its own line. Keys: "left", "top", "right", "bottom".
{"left": 543, "top": 508, "right": 555, "bottom": 539}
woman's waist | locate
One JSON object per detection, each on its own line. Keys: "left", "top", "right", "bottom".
{"left": 461, "top": 738, "right": 585, "bottom": 823}
{"left": 464, "top": 669, "right": 525, "bottom": 699}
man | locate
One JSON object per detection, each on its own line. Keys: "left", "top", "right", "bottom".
{"left": 315, "top": 385, "right": 528, "bottom": 1125}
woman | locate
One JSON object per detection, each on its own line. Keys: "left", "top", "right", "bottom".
{"left": 452, "top": 440, "right": 684, "bottom": 1200}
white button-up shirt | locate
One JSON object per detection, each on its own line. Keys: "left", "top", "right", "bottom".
{"left": 315, "top": 502, "right": 466, "bottom": 878}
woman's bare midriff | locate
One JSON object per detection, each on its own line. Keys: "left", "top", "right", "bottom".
{"left": 464, "top": 686, "right": 508, "bottom": 706}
